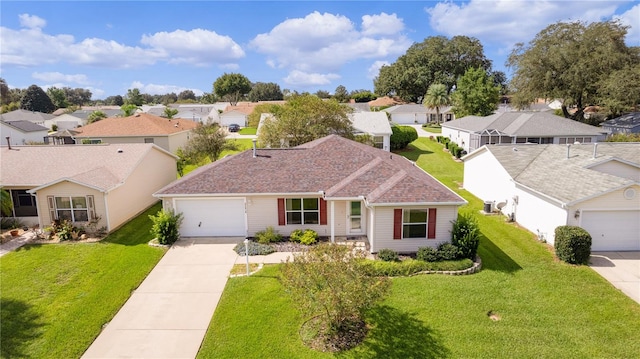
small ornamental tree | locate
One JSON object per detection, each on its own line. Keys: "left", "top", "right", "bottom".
{"left": 149, "top": 209, "right": 183, "bottom": 245}
{"left": 280, "top": 244, "right": 391, "bottom": 351}
{"left": 451, "top": 214, "right": 481, "bottom": 259}
{"left": 554, "top": 226, "right": 592, "bottom": 265}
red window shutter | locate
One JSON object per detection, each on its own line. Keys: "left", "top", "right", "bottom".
{"left": 277, "top": 198, "right": 285, "bottom": 225}
{"left": 393, "top": 209, "right": 402, "bottom": 240}
{"left": 428, "top": 208, "right": 437, "bottom": 239}
{"left": 319, "top": 198, "right": 327, "bottom": 225}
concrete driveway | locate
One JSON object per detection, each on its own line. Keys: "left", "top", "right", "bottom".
{"left": 589, "top": 252, "right": 640, "bottom": 304}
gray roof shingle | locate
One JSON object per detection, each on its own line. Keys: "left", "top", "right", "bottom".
{"left": 156, "top": 135, "right": 466, "bottom": 205}
{"left": 1, "top": 120, "right": 48, "bottom": 132}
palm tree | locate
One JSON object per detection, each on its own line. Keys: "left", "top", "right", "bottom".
{"left": 423, "top": 83, "right": 450, "bottom": 125}
{"left": 1, "top": 188, "right": 13, "bottom": 217}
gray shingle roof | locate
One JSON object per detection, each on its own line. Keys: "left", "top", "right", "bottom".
{"left": 474, "top": 143, "right": 640, "bottom": 204}
{"left": 350, "top": 112, "right": 392, "bottom": 135}
{"left": 1, "top": 120, "right": 48, "bottom": 132}
{"left": 0, "top": 109, "right": 55, "bottom": 122}
{"left": 601, "top": 112, "right": 640, "bottom": 129}
{"left": 444, "top": 112, "right": 606, "bottom": 136}
{"left": 1, "top": 143, "right": 165, "bottom": 190}
{"left": 156, "top": 135, "right": 466, "bottom": 205}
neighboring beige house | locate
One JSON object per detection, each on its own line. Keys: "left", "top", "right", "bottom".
{"left": 1, "top": 143, "right": 177, "bottom": 231}
{"left": 72, "top": 113, "right": 199, "bottom": 153}
{"left": 462, "top": 142, "right": 640, "bottom": 251}
{"left": 45, "top": 113, "right": 85, "bottom": 130}
{"left": 155, "top": 135, "right": 467, "bottom": 253}
{"left": 384, "top": 104, "right": 455, "bottom": 124}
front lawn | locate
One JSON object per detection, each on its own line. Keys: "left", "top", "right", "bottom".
{"left": 182, "top": 138, "right": 254, "bottom": 176}
{"left": 238, "top": 127, "right": 257, "bottom": 135}
{"left": 198, "top": 138, "right": 640, "bottom": 358}
{"left": 0, "top": 203, "right": 166, "bottom": 359}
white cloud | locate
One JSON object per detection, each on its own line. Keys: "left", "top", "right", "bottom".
{"left": 141, "top": 28, "right": 245, "bottom": 66}
{"left": 18, "top": 14, "right": 46, "bottom": 29}
{"left": 426, "top": 0, "right": 624, "bottom": 46}
{"left": 614, "top": 3, "right": 640, "bottom": 46}
{"left": 361, "top": 13, "right": 404, "bottom": 36}
{"left": 367, "top": 61, "right": 389, "bottom": 80}
{"left": 129, "top": 81, "right": 204, "bottom": 96}
{"left": 32, "top": 72, "right": 90, "bottom": 85}
{"left": 250, "top": 11, "right": 411, "bottom": 86}
{"left": 283, "top": 70, "right": 340, "bottom": 86}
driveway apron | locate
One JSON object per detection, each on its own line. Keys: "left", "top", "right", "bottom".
{"left": 82, "top": 238, "right": 242, "bottom": 359}
{"left": 590, "top": 251, "right": 640, "bottom": 304}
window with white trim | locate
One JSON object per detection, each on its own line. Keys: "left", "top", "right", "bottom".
{"left": 286, "top": 198, "right": 319, "bottom": 225}
{"left": 373, "top": 136, "right": 384, "bottom": 149}
{"left": 403, "top": 209, "right": 427, "bottom": 238}
{"left": 54, "top": 196, "right": 89, "bottom": 222}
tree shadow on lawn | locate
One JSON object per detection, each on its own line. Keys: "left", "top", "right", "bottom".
{"left": 0, "top": 298, "right": 44, "bottom": 358}
{"left": 393, "top": 143, "right": 433, "bottom": 162}
{"left": 340, "top": 305, "right": 449, "bottom": 359}
{"left": 477, "top": 232, "right": 522, "bottom": 273}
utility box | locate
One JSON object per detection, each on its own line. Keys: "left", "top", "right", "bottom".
{"left": 483, "top": 201, "right": 493, "bottom": 213}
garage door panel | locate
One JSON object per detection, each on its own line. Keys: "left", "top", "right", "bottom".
{"left": 581, "top": 211, "right": 640, "bottom": 251}
{"left": 176, "top": 199, "right": 246, "bottom": 237}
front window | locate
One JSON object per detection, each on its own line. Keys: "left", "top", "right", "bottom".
{"left": 10, "top": 190, "right": 38, "bottom": 217}
{"left": 373, "top": 136, "right": 384, "bottom": 149}
{"left": 286, "top": 198, "right": 319, "bottom": 225}
{"left": 55, "top": 196, "right": 89, "bottom": 222}
{"left": 403, "top": 209, "right": 427, "bottom": 238}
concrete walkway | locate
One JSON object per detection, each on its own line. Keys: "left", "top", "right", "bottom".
{"left": 0, "top": 230, "right": 36, "bottom": 257}
{"left": 590, "top": 251, "right": 640, "bottom": 304}
{"left": 82, "top": 238, "right": 294, "bottom": 359}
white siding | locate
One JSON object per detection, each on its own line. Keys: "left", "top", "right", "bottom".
{"left": 220, "top": 112, "right": 247, "bottom": 127}
{"left": 0, "top": 123, "right": 48, "bottom": 145}
{"left": 512, "top": 186, "right": 567, "bottom": 244}
{"left": 463, "top": 150, "right": 516, "bottom": 214}
{"left": 443, "top": 127, "right": 472, "bottom": 153}
{"left": 371, "top": 206, "right": 457, "bottom": 253}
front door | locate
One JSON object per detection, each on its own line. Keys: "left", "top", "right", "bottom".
{"left": 347, "top": 201, "right": 364, "bottom": 235}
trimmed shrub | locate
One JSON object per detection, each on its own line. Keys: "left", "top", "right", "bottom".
{"left": 554, "top": 226, "right": 592, "bottom": 264}
{"left": 149, "top": 209, "right": 183, "bottom": 245}
{"left": 437, "top": 242, "right": 460, "bottom": 260}
{"left": 416, "top": 246, "right": 439, "bottom": 262}
{"left": 451, "top": 214, "right": 481, "bottom": 259}
{"left": 255, "top": 226, "right": 282, "bottom": 244}
{"left": 377, "top": 248, "right": 399, "bottom": 262}
{"left": 290, "top": 229, "right": 318, "bottom": 245}
{"left": 390, "top": 125, "right": 418, "bottom": 150}
{"left": 234, "top": 241, "right": 276, "bottom": 256}
{"left": 358, "top": 258, "right": 473, "bottom": 276}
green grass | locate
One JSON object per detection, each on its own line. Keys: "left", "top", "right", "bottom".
{"left": 238, "top": 127, "right": 257, "bottom": 135}
{"left": 421, "top": 126, "right": 442, "bottom": 133}
{"left": 0, "top": 203, "right": 166, "bottom": 359}
{"left": 197, "top": 138, "right": 640, "bottom": 358}
{"left": 182, "top": 138, "right": 254, "bottom": 176}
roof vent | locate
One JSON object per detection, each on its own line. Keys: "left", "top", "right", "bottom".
{"left": 117, "top": 149, "right": 123, "bottom": 153}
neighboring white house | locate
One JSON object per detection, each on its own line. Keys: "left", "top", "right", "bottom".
{"left": 155, "top": 135, "right": 467, "bottom": 253}
{"left": 350, "top": 112, "right": 392, "bottom": 151}
{"left": 0, "top": 109, "right": 55, "bottom": 126}
{"left": 384, "top": 104, "right": 454, "bottom": 125}
{"left": 0, "top": 120, "right": 49, "bottom": 146}
{"left": 45, "top": 113, "right": 85, "bottom": 130}
{"left": 462, "top": 143, "right": 640, "bottom": 251}
{"left": 443, "top": 112, "right": 608, "bottom": 153}
{"left": 219, "top": 109, "right": 249, "bottom": 127}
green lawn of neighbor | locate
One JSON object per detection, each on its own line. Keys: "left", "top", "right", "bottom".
{"left": 182, "top": 138, "right": 254, "bottom": 176}
{"left": 197, "top": 138, "right": 640, "bottom": 358}
{"left": 0, "top": 203, "right": 166, "bottom": 359}
{"left": 238, "top": 127, "right": 257, "bottom": 135}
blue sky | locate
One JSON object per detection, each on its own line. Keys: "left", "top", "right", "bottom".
{"left": 1, "top": 1, "right": 638, "bottom": 100}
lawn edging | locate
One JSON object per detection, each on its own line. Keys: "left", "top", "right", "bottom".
{"left": 409, "top": 256, "right": 482, "bottom": 276}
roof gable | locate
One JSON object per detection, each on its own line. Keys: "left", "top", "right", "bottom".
{"left": 156, "top": 135, "right": 465, "bottom": 205}
{"left": 74, "top": 113, "right": 198, "bottom": 137}
{"left": 1, "top": 143, "right": 174, "bottom": 191}
{"left": 1, "top": 120, "right": 49, "bottom": 133}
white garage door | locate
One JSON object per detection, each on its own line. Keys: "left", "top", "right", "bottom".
{"left": 175, "top": 199, "right": 246, "bottom": 237}
{"left": 581, "top": 210, "right": 640, "bottom": 251}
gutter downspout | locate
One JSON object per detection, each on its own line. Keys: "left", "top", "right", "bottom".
{"left": 104, "top": 192, "right": 111, "bottom": 232}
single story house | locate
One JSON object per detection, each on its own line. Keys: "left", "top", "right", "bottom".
{"left": 601, "top": 112, "right": 640, "bottom": 135}
{"left": 45, "top": 113, "right": 85, "bottom": 130}
{"left": 443, "top": 112, "right": 608, "bottom": 153}
{"left": 384, "top": 104, "right": 454, "bottom": 125}
{"left": 69, "top": 108, "right": 124, "bottom": 121}
{"left": 72, "top": 113, "right": 199, "bottom": 153}
{"left": 154, "top": 135, "right": 467, "bottom": 253}
{"left": 0, "top": 120, "right": 48, "bottom": 146}
{"left": 219, "top": 108, "right": 250, "bottom": 127}
{"left": 1, "top": 143, "right": 178, "bottom": 231}
{"left": 462, "top": 143, "right": 640, "bottom": 251}
{"left": 0, "top": 109, "right": 55, "bottom": 126}
{"left": 350, "top": 112, "right": 392, "bottom": 151}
